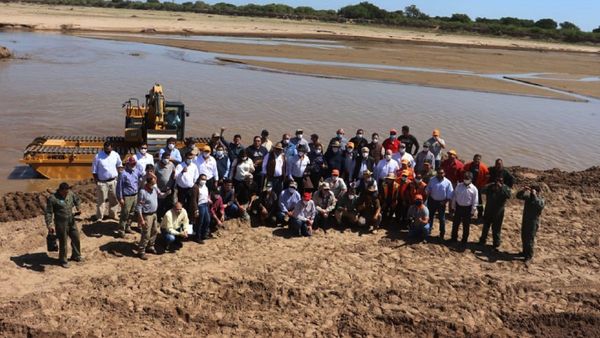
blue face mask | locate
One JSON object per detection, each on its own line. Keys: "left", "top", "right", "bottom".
{"left": 415, "top": 200, "right": 423, "bottom": 206}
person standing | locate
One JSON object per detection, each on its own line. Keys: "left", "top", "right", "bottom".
{"left": 116, "top": 157, "right": 143, "bottom": 238}
{"left": 229, "top": 150, "right": 255, "bottom": 192}
{"left": 399, "top": 125, "right": 420, "bottom": 156}
{"left": 158, "top": 137, "right": 182, "bottom": 164}
{"left": 478, "top": 177, "right": 512, "bottom": 250}
{"left": 193, "top": 174, "right": 211, "bottom": 243}
{"left": 342, "top": 142, "right": 356, "bottom": 183}
{"left": 196, "top": 145, "right": 219, "bottom": 191}
{"left": 290, "top": 192, "right": 317, "bottom": 237}
{"left": 425, "top": 169, "right": 454, "bottom": 240}
{"left": 382, "top": 129, "right": 401, "bottom": 154}
{"left": 441, "top": 149, "right": 464, "bottom": 187}
{"left": 136, "top": 177, "right": 169, "bottom": 260}
{"left": 489, "top": 158, "right": 514, "bottom": 188}
{"left": 324, "top": 140, "right": 344, "bottom": 177}
{"left": 287, "top": 145, "right": 310, "bottom": 193}
{"left": 374, "top": 149, "right": 400, "bottom": 184}
{"left": 368, "top": 133, "right": 384, "bottom": 163}
{"left": 135, "top": 142, "right": 154, "bottom": 175}
{"left": 450, "top": 172, "right": 479, "bottom": 244}
{"left": 92, "top": 141, "right": 122, "bottom": 221}
{"left": 174, "top": 152, "right": 200, "bottom": 219}
{"left": 463, "top": 154, "right": 490, "bottom": 218}
{"left": 425, "top": 129, "right": 446, "bottom": 169}
{"left": 391, "top": 143, "right": 415, "bottom": 170}
{"left": 155, "top": 151, "right": 175, "bottom": 222}
{"left": 262, "top": 142, "right": 286, "bottom": 195}
{"left": 380, "top": 173, "right": 399, "bottom": 220}
{"left": 415, "top": 142, "right": 436, "bottom": 172}
{"left": 261, "top": 129, "right": 273, "bottom": 152}
{"left": 245, "top": 136, "right": 268, "bottom": 188}
{"left": 307, "top": 142, "right": 326, "bottom": 191}
{"left": 224, "top": 132, "right": 245, "bottom": 161}
{"left": 290, "top": 129, "right": 310, "bottom": 151}
{"left": 349, "top": 129, "right": 369, "bottom": 153}
{"left": 352, "top": 147, "right": 376, "bottom": 185}
{"left": 213, "top": 144, "right": 230, "bottom": 186}
{"left": 327, "top": 128, "right": 348, "bottom": 152}
{"left": 44, "top": 183, "right": 82, "bottom": 268}
{"left": 517, "top": 186, "right": 545, "bottom": 262}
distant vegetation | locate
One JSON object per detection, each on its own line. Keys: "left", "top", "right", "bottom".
{"left": 8, "top": 0, "right": 600, "bottom": 44}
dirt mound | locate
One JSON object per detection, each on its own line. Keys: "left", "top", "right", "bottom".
{"left": 0, "top": 180, "right": 96, "bottom": 222}
{"left": 0, "top": 46, "right": 12, "bottom": 59}
{"left": 0, "top": 166, "right": 598, "bottom": 336}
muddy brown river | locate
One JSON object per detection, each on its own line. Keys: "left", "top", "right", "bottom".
{"left": 0, "top": 32, "right": 599, "bottom": 194}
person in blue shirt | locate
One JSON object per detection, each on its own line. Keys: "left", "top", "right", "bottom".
{"left": 158, "top": 137, "right": 182, "bottom": 164}
{"left": 425, "top": 168, "right": 454, "bottom": 240}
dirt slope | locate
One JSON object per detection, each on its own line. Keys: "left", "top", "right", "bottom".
{"left": 0, "top": 167, "right": 598, "bottom": 337}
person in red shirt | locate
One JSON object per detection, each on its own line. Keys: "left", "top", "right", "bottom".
{"left": 382, "top": 129, "right": 401, "bottom": 154}
{"left": 463, "top": 154, "right": 490, "bottom": 218}
{"left": 441, "top": 149, "right": 464, "bottom": 187}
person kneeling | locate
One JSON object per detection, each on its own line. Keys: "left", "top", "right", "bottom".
{"left": 289, "top": 192, "right": 316, "bottom": 237}
{"left": 407, "top": 194, "right": 431, "bottom": 241}
{"left": 160, "top": 202, "right": 189, "bottom": 252}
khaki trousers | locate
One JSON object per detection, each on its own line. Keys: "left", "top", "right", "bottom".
{"left": 95, "top": 180, "right": 118, "bottom": 219}
{"left": 119, "top": 195, "right": 137, "bottom": 231}
{"left": 138, "top": 213, "right": 158, "bottom": 251}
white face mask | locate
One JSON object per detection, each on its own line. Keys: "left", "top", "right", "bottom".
{"left": 385, "top": 155, "right": 392, "bottom": 161}
{"left": 415, "top": 179, "right": 422, "bottom": 184}
{"left": 356, "top": 134, "right": 363, "bottom": 139}
{"left": 203, "top": 152, "right": 210, "bottom": 158}
{"left": 372, "top": 138, "right": 379, "bottom": 143}
{"left": 298, "top": 151, "right": 305, "bottom": 157}
{"left": 464, "top": 179, "right": 472, "bottom": 185}
{"left": 168, "top": 143, "right": 175, "bottom": 150}
{"left": 185, "top": 159, "right": 192, "bottom": 165}
{"left": 140, "top": 148, "right": 147, "bottom": 154}
{"left": 199, "top": 180, "right": 207, "bottom": 186}
{"left": 362, "top": 152, "right": 369, "bottom": 158}
{"left": 297, "top": 134, "right": 303, "bottom": 139}
{"left": 216, "top": 150, "right": 224, "bottom": 157}
{"left": 399, "top": 148, "right": 406, "bottom": 154}
{"left": 332, "top": 176, "right": 338, "bottom": 182}
{"left": 315, "top": 149, "right": 322, "bottom": 154}
{"left": 161, "top": 158, "right": 169, "bottom": 165}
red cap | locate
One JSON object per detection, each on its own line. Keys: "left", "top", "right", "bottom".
{"left": 303, "top": 192, "right": 312, "bottom": 201}
{"left": 331, "top": 169, "right": 340, "bottom": 176}
{"left": 390, "top": 129, "right": 398, "bottom": 135}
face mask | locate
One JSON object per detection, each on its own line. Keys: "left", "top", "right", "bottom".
{"left": 332, "top": 176, "right": 338, "bottom": 181}
{"left": 140, "top": 148, "right": 147, "bottom": 154}
{"left": 415, "top": 178, "right": 422, "bottom": 184}
{"left": 241, "top": 157, "right": 248, "bottom": 161}
{"left": 282, "top": 140, "right": 289, "bottom": 145}
{"left": 347, "top": 149, "right": 354, "bottom": 153}
{"left": 185, "top": 159, "right": 192, "bottom": 165}
{"left": 348, "top": 194, "right": 355, "bottom": 199}
{"left": 297, "top": 134, "right": 303, "bottom": 139}
{"left": 161, "top": 158, "right": 169, "bottom": 165}
{"left": 362, "top": 152, "right": 369, "bottom": 158}
{"left": 399, "top": 148, "right": 406, "bottom": 154}
{"left": 385, "top": 155, "right": 392, "bottom": 161}
{"left": 464, "top": 179, "right": 472, "bottom": 185}
{"left": 401, "top": 177, "right": 407, "bottom": 182}
{"left": 266, "top": 187, "right": 272, "bottom": 192}
{"left": 168, "top": 144, "right": 175, "bottom": 150}
{"left": 298, "top": 151, "right": 305, "bottom": 157}
{"left": 372, "top": 138, "right": 379, "bottom": 143}
{"left": 390, "top": 135, "right": 396, "bottom": 139}
{"left": 203, "top": 152, "right": 210, "bottom": 158}
{"left": 216, "top": 150, "right": 224, "bottom": 157}
{"left": 356, "top": 134, "right": 363, "bottom": 139}
{"left": 288, "top": 187, "right": 296, "bottom": 192}
{"left": 199, "top": 180, "right": 206, "bottom": 186}
{"left": 415, "top": 200, "right": 423, "bottom": 206}
{"left": 315, "top": 149, "right": 322, "bottom": 154}
{"left": 422, "top": 147, "right": 429, "bottom": 152}
{"left": 337, "top": 133, "right": 342, "bottom": 138}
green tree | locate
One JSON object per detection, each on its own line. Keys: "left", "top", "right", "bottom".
{"left": 534, "top": 18, "right": 557, "bottom": 30}
{"left": 450, "top": 13, "right": 471, "bottom": 23}
{"left": 593, "top": 26, "right": 600, "bottom": 33}
{"left": 147, "top": 0, "right": 159, "bottom": 3}
{"left": 338, "top": 2, "right": 386, "bottom": 20}
{"left": 559, "top": 21, "right": 580, "bottom": 31}
{"left": 404, "top": 4, "right": 428, "bottom": 20}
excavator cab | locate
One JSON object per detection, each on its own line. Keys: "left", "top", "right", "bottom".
{"left": 124, "top": 84, "right": 188, "bottom": 152}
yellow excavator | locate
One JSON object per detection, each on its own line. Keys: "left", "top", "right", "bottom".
{"left": 21, "top": 84, "right": 208, "bottom": 179}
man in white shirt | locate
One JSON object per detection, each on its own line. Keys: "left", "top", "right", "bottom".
{"left": 92, "top": 141, "right": 122, "bottom": 220}
{"left": 375, "top": 149, "right": 400, "bottom": 183}
{"left": 391, "top": 143, "right": 415, "bottom": 169}
{"left": 287, "top": 145, "right": 310, "bottom": 192}
{"left": 262, "top": 142, "right": 286, "bottom": 195}
{"left": 175, "top": 151, "right": 200, "bottom": 218}
{"left": 194, "top": 174, "right": 211, "bottom": 243}
{"left": 135, "top": 142, "right": 155, "bottom": 175}
{"left": 196, "top": 145, "right": 219, "bottom": 191}
{"left": 450, "top": 172, "right": 479, "bottom": 244}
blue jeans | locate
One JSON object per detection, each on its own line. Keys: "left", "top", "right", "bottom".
{"left": 427, "top": 199, "right": 446, "bottom": 237}
{"left": 314, "top": 212, "right": 329, "bottom": 229}
{"left": 290, "top": 218, "right": 311, "bottom": 237}
{"left": 409, "top": 222, "right": 431, "bottom": 239}
{"left": 225, "top": 203, "right": 239, "bottom": 219}
{"left": 196, "top": 203, "right": 210, "bottom": 239}
{"left": 164, "top": 233, "right": 176, "bottom": 244}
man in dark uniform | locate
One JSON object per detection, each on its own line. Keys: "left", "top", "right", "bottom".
{"left": 478, "top": 177, "right": 512, "bottom": 250}
{"left": 44, "top": 182, "right": 82, "bottom": 268}
{"left": 516, "top": 185, "right": 545, "bottom": 262}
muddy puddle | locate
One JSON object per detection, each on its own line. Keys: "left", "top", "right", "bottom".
{"left": 0, "top": 32, "right": 599, "bottom": 194}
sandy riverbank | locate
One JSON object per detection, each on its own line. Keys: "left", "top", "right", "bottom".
{"left": 0, "top": 166, "right": 598, "bottom": 336}
{"left": 2, "top": 3, "right": 600, "bottom": 100}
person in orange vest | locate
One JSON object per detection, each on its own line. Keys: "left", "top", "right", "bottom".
{"left": 463, "top": 154, "right": 490, "bottom": 219}
{"left": 396, "top": 159, "right": 415, "bottom": 180}
{"left": 441, "top": 149, "right": 464, "bottom": 187}
{"left": 407, "top": 173, "right": 428, "bottom": 204}
{"left": 395, "top": 170, "right": 413, "bottom": 227}
{"left": 380, "top": 173, "right": 399, "bottom": 220}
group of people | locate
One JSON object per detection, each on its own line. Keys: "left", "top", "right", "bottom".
{"left": 44, "top": 126, "right": 544, "bottom": 267}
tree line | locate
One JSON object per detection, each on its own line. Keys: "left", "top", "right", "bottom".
{"left": 9, "top": 0, "right": 600, "bottom": 44}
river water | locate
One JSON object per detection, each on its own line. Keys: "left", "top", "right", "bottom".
{"left": 0, "top": 32, "right": 598, "bottom": 194}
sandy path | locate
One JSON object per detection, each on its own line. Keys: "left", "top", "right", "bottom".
{"left": 1, "top": 167, "right": 599, "bottom": 336}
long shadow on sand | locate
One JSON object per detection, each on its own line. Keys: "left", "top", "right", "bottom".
{"left": 10, "top": 252, "right": 59, "bottom": 272}
{"left": 82, "top": 220, "right": 119, "bottom": 238}
{"left": 99, "top": 241, "right": 138, "bottom": 258}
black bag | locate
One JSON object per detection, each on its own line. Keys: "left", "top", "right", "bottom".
{"left": 46, "top": 233, "right": 58, "bottom": 252}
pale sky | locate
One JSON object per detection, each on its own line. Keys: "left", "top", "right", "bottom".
{"left": 213, "top": 0, "right": 599, "bottom": 32}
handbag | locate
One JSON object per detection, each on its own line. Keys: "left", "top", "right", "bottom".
{"left": 46, "top": 233, "right": 58, "bottom": 252}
